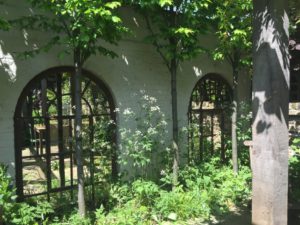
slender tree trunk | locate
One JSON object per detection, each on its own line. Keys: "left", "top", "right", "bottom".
{"left": 252, "top": 1, "right": 289, "bottom": 224}
{"left": 170, "top": 58, "right": 179, "bottom": 188}
{"left": 74, "top": 51, "right": 86, "bottom": 217}
{"left": 0, "top": 205, "right": 3, "bottom": 225}
{"left": 232, "top": 66, "right": 238, "bottom": 175}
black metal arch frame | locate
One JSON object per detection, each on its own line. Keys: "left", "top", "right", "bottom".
{"left": 188, "top": 73, "right": 233, "bottom": 163}
{"left": 14, "top": 66, "right": 117, "bottom": 201}
{"left": 14, "top": 66, "right": 116, "bottom": 117}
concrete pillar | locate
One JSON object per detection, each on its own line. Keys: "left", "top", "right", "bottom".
{"left": 252, "top": 0, "right": 289, "bottom": 224}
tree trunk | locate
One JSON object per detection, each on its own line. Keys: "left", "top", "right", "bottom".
{"left": 74, "top": 51, "right": 86, "bottom": 217}
{"left": 170, "top": 58, "right": 179, "bottom": 188}
{"left": 232, "top": 66, "right": 238, "bottom": 175}
{"left": 252, "top": 1, "right": 289, "bottom": 224}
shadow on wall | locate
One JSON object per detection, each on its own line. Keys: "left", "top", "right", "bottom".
{"left": 0, "top": 1, "right": 49, "bottom": 83}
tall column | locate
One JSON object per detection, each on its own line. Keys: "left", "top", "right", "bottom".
{"left": 252, "top": 0, "right": 289, "bottom": 224}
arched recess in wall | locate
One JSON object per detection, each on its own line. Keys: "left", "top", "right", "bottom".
{"left": 14, "top": 66, "right": 117, "bottom": 202}
{"left": 188, "top": 73, "right": 232, "bottom": 163}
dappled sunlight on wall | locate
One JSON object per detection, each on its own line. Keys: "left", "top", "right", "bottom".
{"left": 193, "top": 66, "right": 202, "bottom": 77}
{"left": 0, "top": 43, "right": 17, "bottom": 82}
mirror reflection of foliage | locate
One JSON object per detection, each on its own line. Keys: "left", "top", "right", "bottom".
{"left": 119, "top": 91, "right": 169, "bottom": 179}
{"left": 225, "top": 101, "right": 252, "bottom": 166}
{"left": 188, "top": 101, "right": 251, "bottom": 166}
{"left": 289, "top": 0, "right": 300, "bottom": 34}
{"left": 236, "top": 102, "right": 252, "bottom": 166}
{"left": 188, "top": 122, "right": 230, "bottom": 163}
{"left": 81, "top": 116, "right": 116, "bottom": 184}
{"left": 93, "top": 117, "right": 116, "bottom": 183}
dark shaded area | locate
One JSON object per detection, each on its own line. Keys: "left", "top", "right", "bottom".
{"left": 202, "top": 207, "right": 300, "bottom": 225}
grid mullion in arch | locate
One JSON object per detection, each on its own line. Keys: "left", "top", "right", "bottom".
{"left": 188, "top": 74, "right": 232, "bottom": 163}
{"left": 14, "top": 67, "right": 116, "bottom": 203}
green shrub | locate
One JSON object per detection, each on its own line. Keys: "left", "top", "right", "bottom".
{"left": 132, "top": 179, "right": 159, "bottom": 206}
{"left": 174, "top": 161, "right": 251, "bottom": 218}
{"left": 0, "top": 164, "right": 16, "bottom": 222}
{"left": 94, "top": 158, "right": 252, "bottom": 224}
{"left": 0, "top": 164, "right": 53, "bottom": 225}
{"left": 95, "top": 201, "right": 151, "bottom": 225}
{"left": 51, "top": 212, "right": 92, "bottom": 225}
{"left": 154, "top": 187, "right": 211, "bottom": 220}
{"left": 289, "top": 137, "right": 300, "bottom": 202}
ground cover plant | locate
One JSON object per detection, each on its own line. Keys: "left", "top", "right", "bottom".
{"left": 94, "top": 161, "right": 251, "bottom": 225}
{"left": 0, "top": 161, "right": 252, "bottom": 225}
{"left": 0, "top": 165, "right": 53, "bottom": 225}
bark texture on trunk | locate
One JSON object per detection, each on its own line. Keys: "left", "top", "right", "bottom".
{"left": 170, "top": 58, "right": 179, "bottom": 188}
{"left": 252, "top": 0, "right": 289, "bottom": 224}
{"left": 74, "top": 52, "right": 86, "bottom": 217}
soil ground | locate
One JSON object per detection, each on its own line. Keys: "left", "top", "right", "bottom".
{"left": 208, "top": 208, "right": 300, "bottom": 225}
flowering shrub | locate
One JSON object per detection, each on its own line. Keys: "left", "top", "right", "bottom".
{"left": 119, "top": 91, "right": 170, "bottom": 178}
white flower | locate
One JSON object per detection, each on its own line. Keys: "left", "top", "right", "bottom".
{"left": 150, "top": 106, "right": 160, "bottom": 112}
{"left": 147, "top": 127, "right": 157, "bottom": 135}
{"left": 161, "top": 120, "right": 168, "bottom": 126}
{"left": 160, "top": 170, "right": 166, "bottom": 175}
{"left": 123, "top": 108, "right": 133, "bottom": 115}
{"left": 149, "top": 97, "right": 157, "bottom": 103}
{"left": 135, "top": 130, "right": 142, "bottom": 136}
{"left": 142, "top": 95, "right": 149, "bottom": 101}
{"left": 109, "top": 119, "right": 115, "bottom": 124}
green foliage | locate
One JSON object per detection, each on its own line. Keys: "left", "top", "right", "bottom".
{"left": 1, "top": 158, "right": 251, "bottom": 224}
{"left": 289, "top": 137, "right": 300, "bottom": 202}
{"left": 290, "top": 0, "right": 300, "bottom": 33}
{"left": 0, "top": 1, "right": 10, "bottom": 31}
{"left": 95, "top": 200, "right": 151, "bottom": 225}
{"left": 107, "top": 182, "right": 132, "bottom": 209}
{"left": 223, "top": 101, "right": 252, "bottom": 166}
{"left": 0, "top": 164, "right": 16, "bottom": 222}
{"left": 0, "top": 164, "right": 53, "bottom": 225}
{"left": 132, "top": 179, "right": 160, "bottom": 206}
{"left": 0, "top": 18, "right": 10, "bottom": 31}
{"left": 236, "top": 101, "right": 252, "bottom": 165}
{"left": 51, "top": 211, "right": 92, "bottom": 225}
{"left": 94, "top": 159, "right": 251, "bottom": 224}
{"left": 212, "top": 0, "right": 252, "bottom": 68}
{"left": 82, "top": 117, "right": 116, "bottom": 184}
{"left": 155, "top": 186, "right": 211, "bottom": 220}
{"left": 15, "top": 0, "right": 127, "bottom": 63}
{"left": 130, "top": 0, "right": 212, "bottom": 66}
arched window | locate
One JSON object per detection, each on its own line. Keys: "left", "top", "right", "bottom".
{"left": 188, "top": 74, "right": 232, "bottom": 163}
{"left": 14, "top": 67, "right": 116, "bottom": 205}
